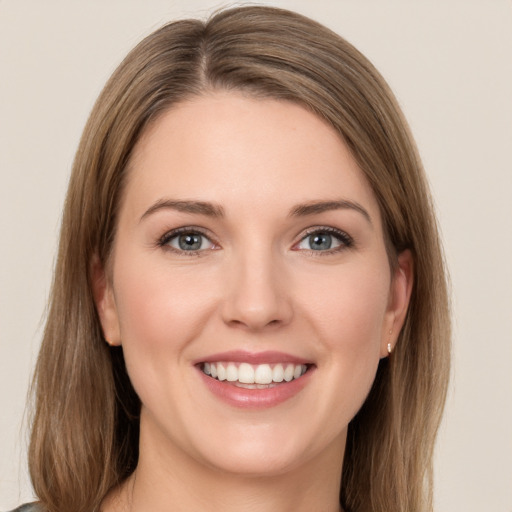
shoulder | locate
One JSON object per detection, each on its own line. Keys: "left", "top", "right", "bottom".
{"left": 5, "top": 504, "right": 41, "bottom": 512}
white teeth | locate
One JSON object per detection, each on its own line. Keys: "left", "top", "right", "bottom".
{"left": 238, "top": 363, "right": 255, "bottom": 384}
{"left": 226, "top": 363, "right": 238, "bottom": 382}
{"left": 284, "top": 364, "right": 295, "bottom": 382}
{"left": 217, "top": 363, "right": 227, "bottom": 381}
{"left": 254, "top": 364, "right": 273, "bottom": 384}
{"left": 203, "top": 362, "right": 308, "bottom": 384}
{"left": 272, "top": 364, "right": 284, "bottom": 382}
{"left": 236, "top": 382, "right": 277, "bottom": 389}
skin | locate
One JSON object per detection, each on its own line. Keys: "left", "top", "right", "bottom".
{"left": 94, "top": 92, "right": 413, "bottom": 512}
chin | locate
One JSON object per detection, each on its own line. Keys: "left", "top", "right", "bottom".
{"left": 201, "top": 441, "right": 311, "bottom": 478}
{"left": 183, "top": 418, "right": 346, "bottom": 479}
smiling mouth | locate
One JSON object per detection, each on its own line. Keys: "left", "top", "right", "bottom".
{"left": 201, "top": 362, "right": 310, "bottom": 389}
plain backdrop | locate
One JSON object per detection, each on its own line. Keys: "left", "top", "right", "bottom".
{"left": 1, "top": 1, "right": 511, "bottom": 510}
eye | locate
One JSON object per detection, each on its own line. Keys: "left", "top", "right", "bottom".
{"left": 160, "top": 229, "right": 216, "bottom": 253}
{"left": 295, "top": 228, "right": 353, "bottom": 253}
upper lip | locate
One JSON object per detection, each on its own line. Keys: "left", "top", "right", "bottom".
{"left": 194, "top": 350, "right": 312, "bottom": 365}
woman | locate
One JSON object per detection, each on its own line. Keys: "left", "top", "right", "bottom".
{"left": 16, "top": 5, "right": 450, "bottom": 512}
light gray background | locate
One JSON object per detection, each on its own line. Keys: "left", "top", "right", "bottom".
{"left": 1, "top": 1, "right": 511, "bottom": 510}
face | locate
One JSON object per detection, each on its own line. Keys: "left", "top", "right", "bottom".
{"left": 95, "top": 92, "right": 412, "bottom": 478}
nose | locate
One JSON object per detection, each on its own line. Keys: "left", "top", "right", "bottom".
{"left": 221, "top": 248, "right": 293, "bottom": 331}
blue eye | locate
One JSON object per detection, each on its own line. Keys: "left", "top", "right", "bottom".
{"left": 296, "top": 229, "right": 352, "bottom": 252}
{"left": 162, "top": 230, "right": 215, "bottom": 253}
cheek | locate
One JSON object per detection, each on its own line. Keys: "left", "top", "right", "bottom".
{"left": 302, "top": 259, "right": 390, "bottom": 349}
{"left": 111, "top": 254, "right": 218, "bottom": 391}
{"left": 298, "top": 259, "right": 390, "bottom": 409}
{"left": 113, "top": 246, "right": 213, "bottom": 336}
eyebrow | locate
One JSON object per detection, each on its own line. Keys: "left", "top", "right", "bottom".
{"left": 140, "top": 199, "right": 225, "bottom": 221}
{"left": 289, "top": 200, "right": 372, "bottom": 224}
{"left": 140, "top": 198, "right": 372, "bottom": 225}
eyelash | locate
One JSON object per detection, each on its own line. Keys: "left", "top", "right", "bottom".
{"left": 158, "top": 227, "right": 217, "bottom": 257}
{"left": 294, "top": 227, "right": 354, "bottom": 255}
{"left": 157, "top": 226, "right": 354, "bottom": 256}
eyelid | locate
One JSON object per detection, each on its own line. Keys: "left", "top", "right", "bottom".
{"left": 293, "top": 226, "right": 354, "bottom": 253}
{"left": 158, "top": 226, "right": 219, "bottom": 254}
{"left": 156, "top": 224, "right": 353, "bottom": 255}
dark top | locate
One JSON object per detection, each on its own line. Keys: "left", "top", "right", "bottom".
{"left": 6, "top": 505, "right": 40, "bottom": 512}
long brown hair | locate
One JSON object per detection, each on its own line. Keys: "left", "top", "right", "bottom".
{"left": 29, "top": 6, "right": 450, "bottom": 511}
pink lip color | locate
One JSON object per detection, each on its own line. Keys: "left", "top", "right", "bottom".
{"left": 196, "top": 364, "right": 315, "bottom": 409}
{"left": 196, "top": 350, "right": 311, "bottom": 365}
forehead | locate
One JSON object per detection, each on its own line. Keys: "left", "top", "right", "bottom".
{"left": 123, "top": 92, "right": 380, "bottom": 222}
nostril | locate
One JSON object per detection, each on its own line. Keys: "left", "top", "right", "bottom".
{"left": 226, "top": 317, "right": 283, "bottom": 331}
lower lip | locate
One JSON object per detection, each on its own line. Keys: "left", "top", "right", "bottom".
{"left": 197, "top": 366, "right": 314, "bottom": 409}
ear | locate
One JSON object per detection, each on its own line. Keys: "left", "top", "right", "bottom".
{"left": 91, "top": 253, "right": 122, "bottom": 346}
{"left": 380, "top": 249, "right": 414, "bottom": 358}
